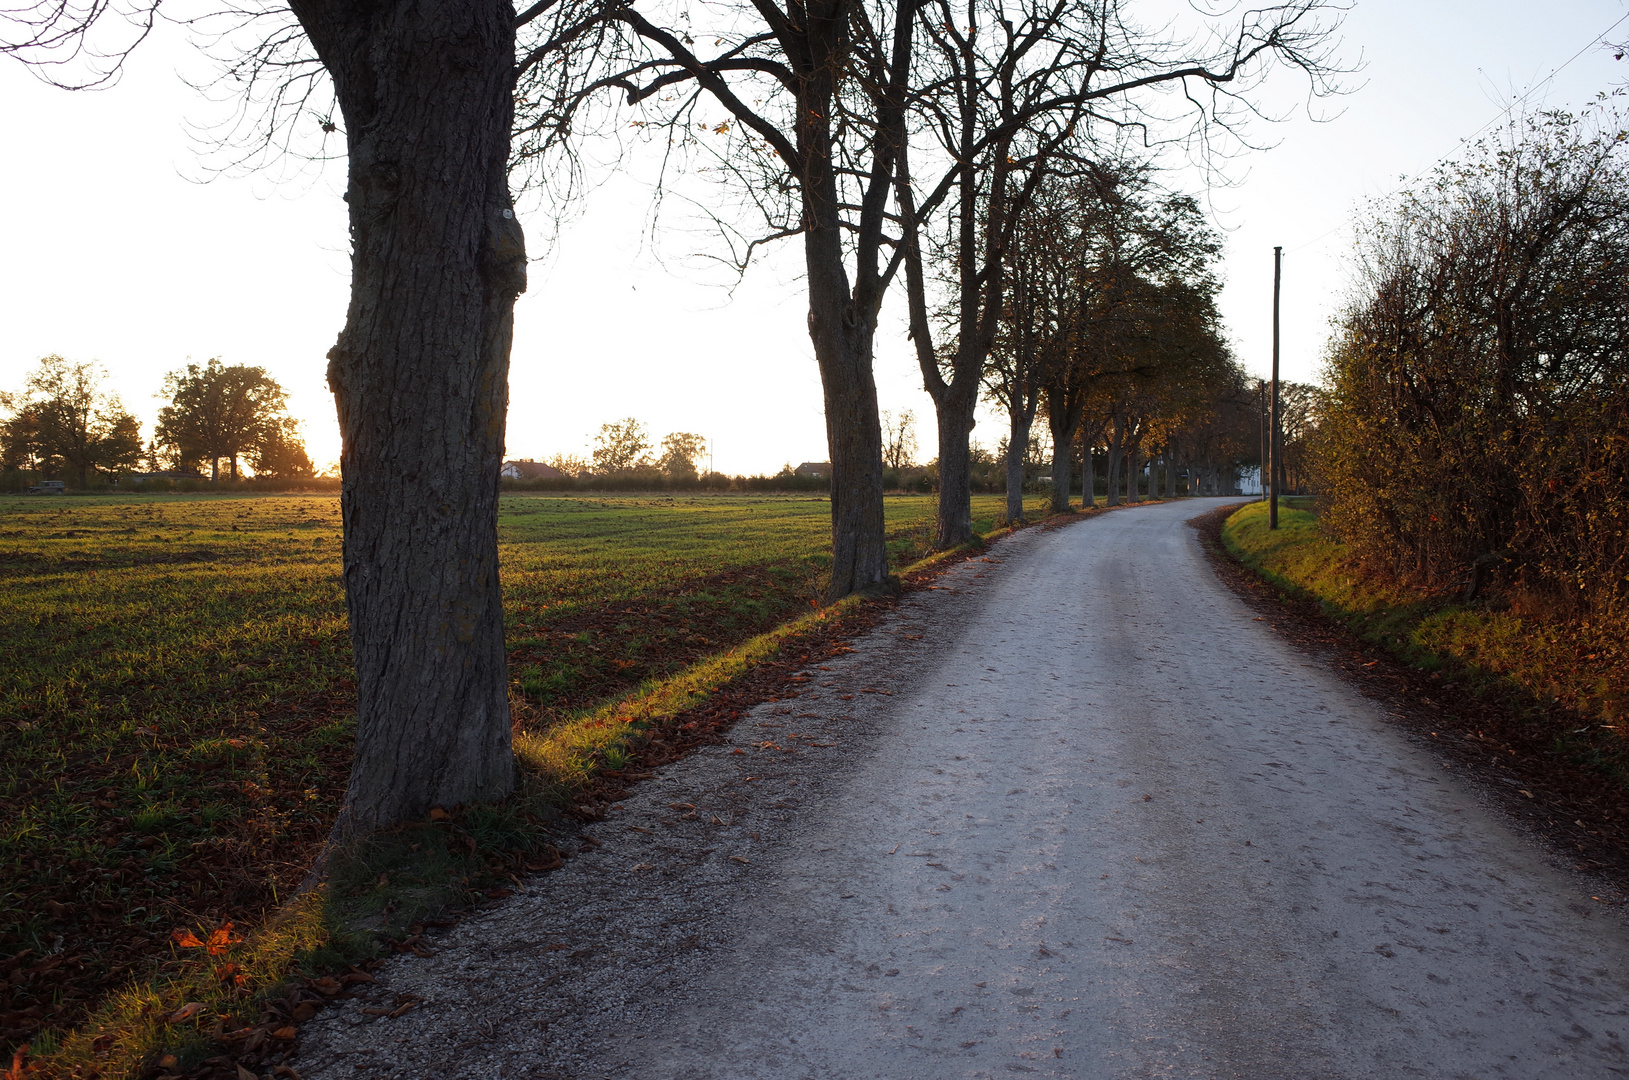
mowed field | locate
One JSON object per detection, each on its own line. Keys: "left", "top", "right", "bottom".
{"left": 0, "top": 491, "right": 1044, "bottom": 1053}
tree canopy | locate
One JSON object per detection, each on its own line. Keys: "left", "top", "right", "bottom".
{"left": 154, "top": 358, "right": 302, "bottom": 482}
{"left": 0, "top": 356, "right": 142, "bottom": 486}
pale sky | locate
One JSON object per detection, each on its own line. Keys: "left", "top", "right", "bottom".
{"left": 3, "top": 1, "right": 1626, "bottom": 476}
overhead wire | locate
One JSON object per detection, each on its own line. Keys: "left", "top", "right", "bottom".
{"left": 1281, "top": 8, "right": 1629, "bottom": 257}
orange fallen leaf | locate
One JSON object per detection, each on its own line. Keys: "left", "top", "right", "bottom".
{"left": 206, "top": 924, "right": 238, "bottom": 955}
{"left": 272, "top": 1026, "right": 297, "bottom": 1040}
{"left": 429, "top": 806, "right": 449, "bottom": 822}
{"left": 171, "top": 930, "right": 205, "bottom": 949}
{"left": 167, "top": 1002, "right": 206, "bottom": 1024}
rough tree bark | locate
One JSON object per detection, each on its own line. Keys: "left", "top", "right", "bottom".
{"left": 292, "top": 0, "right": 525, "bottom": 836}
{"left": 1002, "top": 389, "right": 1039, "bottom": 525}
{"left": 806, "top": 192, "right": 890, "bottom": 596}
{"left": 799, "top": 1, "right": 892, "bottom": 597}
{"left": 1046, "top": 392, "right": 1085, "bottom": 514}
{"left": 609, "top": 0, "right": 899, "bottom": 599}
{"left": 1105, "top": 418, "right": 1123, "bottom": 506}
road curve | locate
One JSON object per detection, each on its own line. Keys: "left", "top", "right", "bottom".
{"left": 298, "top": 498, "right": 1629, "bottom": 1080}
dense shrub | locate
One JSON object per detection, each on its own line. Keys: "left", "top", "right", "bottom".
{"left": 1317, "top": 108, "right": 1629, "bottom": 619}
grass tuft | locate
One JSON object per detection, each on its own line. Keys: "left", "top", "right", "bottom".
{"left": 1223, "top": 499, "right": 1629, "bottom": 780}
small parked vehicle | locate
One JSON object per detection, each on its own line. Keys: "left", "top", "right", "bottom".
{"left": 26, "top": 481, "right": 66, "bottom": 495}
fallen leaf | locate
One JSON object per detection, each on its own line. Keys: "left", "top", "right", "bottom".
{"left": 389, "top": 1001, "right": 417, "bottom": 1019}
{"left": 1520, "top": 790, "right": 1534, "bottom": 798}
{"left": 237, "top": 1064, "right": 257, "bottom": 1080}
{"left": 206, "top": 924, "right": 238, "bottom": 954}
{"left": 159, "top": 1056, "right": 179, "bottom": 1070}
{"left": 630, "top": 862, "right": 655, "bottom": 872}
{"left": 272, "top": 1026, "right": 297, "bottom": 1040}
{"left": 428, "top": 806, "right": 449, "bottom": 822}
{"left": 729, "top": 855, "right": 751, "bottom": 864}
{"left": 171, "top": 930, "right": 205, "bottom": 949}
{"left": 309, "top": 976, "right": 343, "bottom": 996}
{"left": 292, "top": 1002, "right": 318, "bottom": 1021}
{"left": 525, "top": 850, "right": 564, "bottom": 872}
{"left": 167, "top": 1002, "right": 206, "bottom": 1024}
{"left": 274, "top": 1067, "right": 303, "bottom": 1080}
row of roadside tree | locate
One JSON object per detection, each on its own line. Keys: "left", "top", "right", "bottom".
{"left": 4, "top": 0, "right": 1348, "bottom": 830}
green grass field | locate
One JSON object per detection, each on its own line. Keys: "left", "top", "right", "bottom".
{"left": 0, "top": 491, "right": 1045, "bottom": 1055}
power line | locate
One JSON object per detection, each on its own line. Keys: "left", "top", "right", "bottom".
{"left": 1283, "top": 9, "right": 1629, "bottom": 257}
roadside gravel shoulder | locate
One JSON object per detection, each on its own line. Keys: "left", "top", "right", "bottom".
{"left": 1191, "top": 502, "right": 1629, "bottom": 900}
{"left": 291, "top": 521, "right": 1055, "bottom": 1079}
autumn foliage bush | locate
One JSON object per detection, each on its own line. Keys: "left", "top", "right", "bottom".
{"left": 1316, "top": 107, "right": 1629, "bottom": 627}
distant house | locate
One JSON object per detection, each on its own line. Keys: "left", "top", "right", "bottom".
{"left": 794, "top": 462, "right": 832, "bottom": 478}
{"left": 501, "top": 459, "right": 567, "bottom": 480}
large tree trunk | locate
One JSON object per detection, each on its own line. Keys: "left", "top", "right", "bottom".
{"left": 1005, "top": 407, "right": 1031, "bottom": 525}
{"left": 1127, "top": 443, "right": 1140, "bottom": 503}
{"left": 1082, "top": 444, "right": 1095, "bottom": 508}
{"left": 933, "top": 384, "right": 978, "bottom": 546}
{"left": 802, "top": 146, "right": 889, "bottom": 595}
{"left": 1048, "top": 433, "right": 1070, "bottom": 512}
{"left": 296, "top": 0, "right": 523, "bottom": 837}
{"left": 807, "top": 296, "right": 889, "bottom": 597}
{"left": 1105, "top": 423, "right": 1123, "bottom": 506}
{"left": 1047, "top": 398, "right": 1083, "bottom": 514}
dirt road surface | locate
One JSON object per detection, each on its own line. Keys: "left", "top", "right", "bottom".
{"left": 297, "top": 498, "right": 1629, "bottom": 1079}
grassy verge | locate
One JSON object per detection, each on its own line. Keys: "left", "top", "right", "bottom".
{"left": 3, "top": 492, "right": 1046, "bottom": 1078}
{"left": 1222, "top": 500, "right": 1629, "bottom": 781}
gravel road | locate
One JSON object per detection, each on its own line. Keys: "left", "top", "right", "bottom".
{"left": 297, "top": 497, "right": 1629, "bottom": 1079}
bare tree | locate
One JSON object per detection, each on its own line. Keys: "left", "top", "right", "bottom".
{"left": 8, "top": 0, "right": 617, "bottom": 837}
{"left": 881, "top": 408, "right": 918, "bottom": 471}
{"left": 579, "top": 0, "right": 921, "bottom": 596}
{"left": 895, "top": 0, "right": 1346, "bottom": 548}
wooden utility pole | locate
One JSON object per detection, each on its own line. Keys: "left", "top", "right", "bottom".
{"left": 1269, "top": 246, "right": 1282, "bottom": 530}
